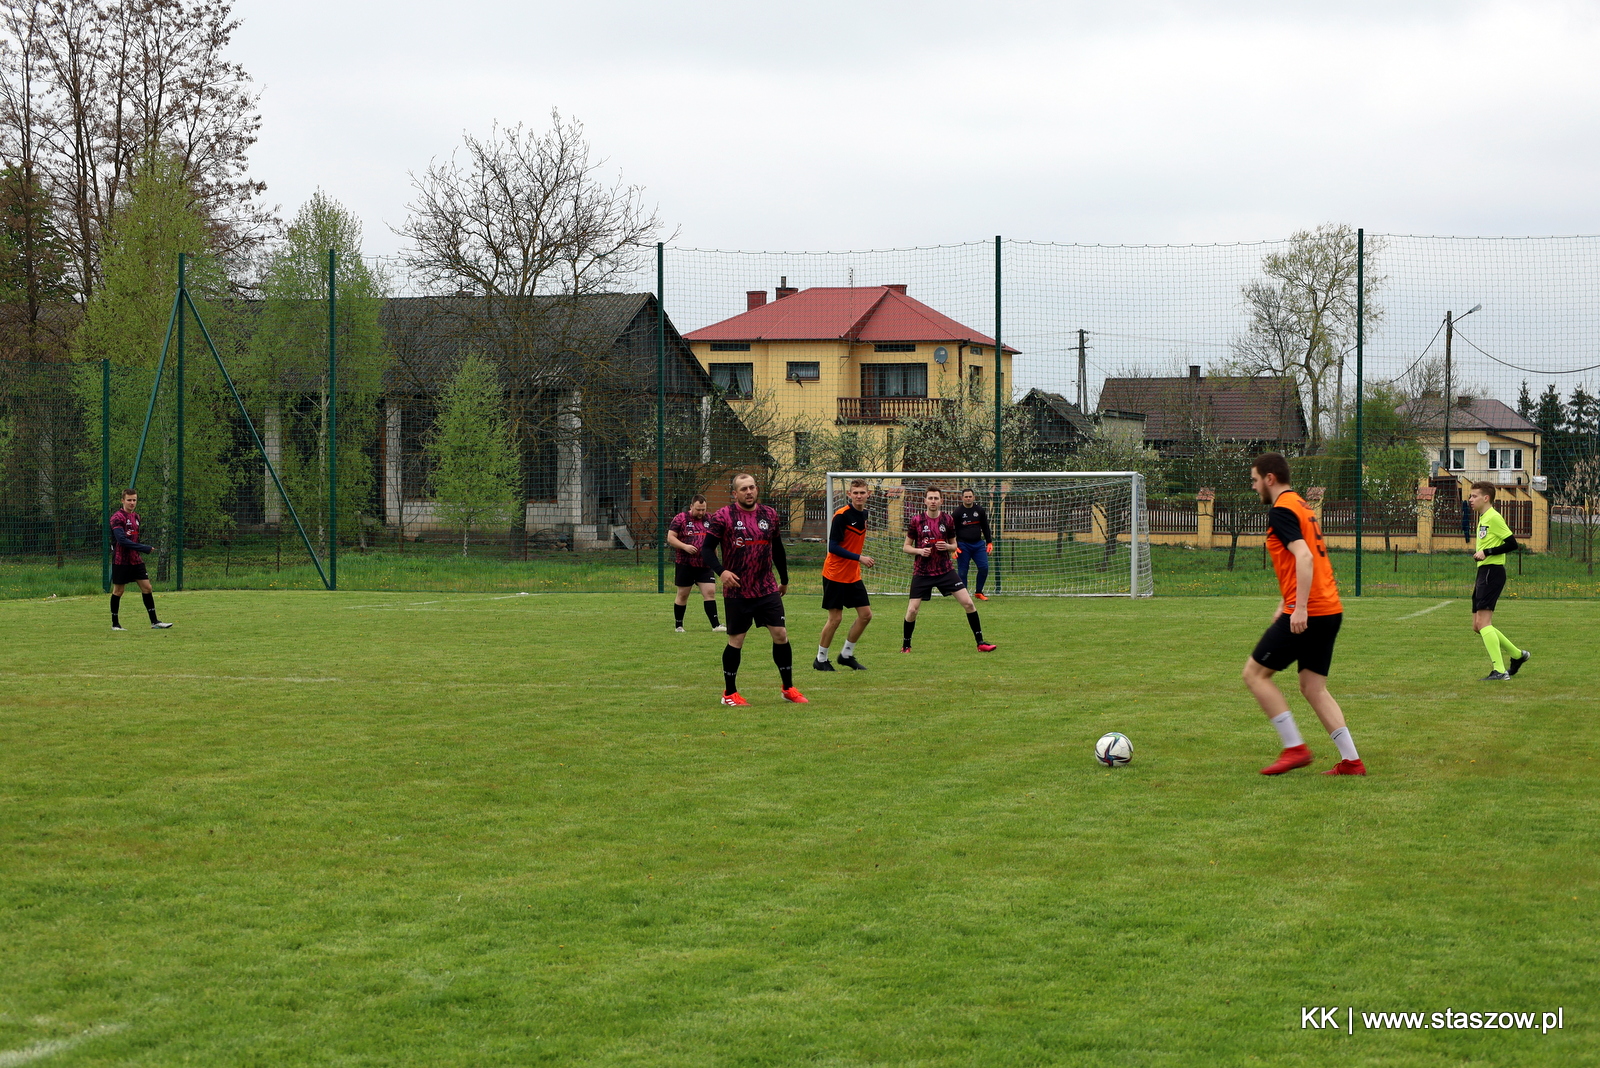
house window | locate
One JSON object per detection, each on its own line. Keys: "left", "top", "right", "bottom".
{"left": 970, "top": 346, "right": 984, "bottom": 356}
{"left": 969, "top": 365, "right": 982, "bottom": 388}
{"left": 794, "top": 432, "right": 812, "bottom": 467}
{"left": 710, "top": 342, "right": 751, "bottom": 352}
{"left": 839, "top": 431, "right": 862, "bottom": 470}
{"left": 1487, "top": 448, "right": 1524, "bottom": 471}
{"left": 874, "top": 343, "right": 916, "bottom": 353}
{"left": 1440, "top": 448, "right": 1465, "bottom": 471}
{"left": 639, "top": 477, "right": 652, "bottom": 501}
{"left": 786, "top": 362, "right": 820, "bottom": 382}
{"left": 710, "top": 363, "right": 753, "bottom": 399}
{"left": 861, "top": 363, "right": 927, "bottom": 397}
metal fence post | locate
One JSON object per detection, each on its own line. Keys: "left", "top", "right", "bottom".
{"left": 101, "top": 358, "right": 110, "bottom": 593}
{"left": 1354, "top": 228, "right": 1364, "bottom": 596}
{"left": 656, "top": 241, "right": 666, "bottom": 595}
{"left": 993, "top": 235, "right": 1003, "bottom": 593}
{"left": 175, "top": 252, "right": 185, "bottom": 591}
{"left": 328, "top": 248, "right": 337, "bottom": 591}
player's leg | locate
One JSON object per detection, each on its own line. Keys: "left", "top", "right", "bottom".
{"left": 1298, "top": 670, "right": 1364, "bottom": 774}
{"left": 902, "top": 597, "right": 922, "bottom": 651}
{"left": 110, "top": 581, "right": 126, "bottom": 630}
{"left": 956, "top": 544, "right": 972, "bottom": 586}
{"left": 817, "top": 607, "right": 844, "bottom": 669}
{"left": 1471, "top": 569, "right": 1511, "bottom": 679}
{"left": 1244, "top": 615, "right": 1312, "bottom": 774}
{"left": 136, "top": 577, "right": 169, "bottom": 628}
{"left": 839, "top": 605, "right": 872, "bottom": 669}
{"left": 971, "top": 541, "right": 990, "bottom": 598}
{"left": 951, "top": 586, "right": 995, "bottom": 650}
{"left": 770, "top": 612, "right": 807, "bottom": 703}
{"left": 698, "top": 581, "right": 723, "bottom": 630}
{"left": 721, "top": 604, "right": 751, "bottom": 704}
{"left": 673, "top": 585, "right": 691, "bottom": 631}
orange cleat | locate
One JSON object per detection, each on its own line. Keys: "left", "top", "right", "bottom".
{"left": 781, "top": 686, "right": 809, "bottom": 703}
{"left": 974, "top": 592, "right": 989, "bottom": 601}
{"left": 1260, "top": 744, "right": 1313, "bottom": 775}
{"left": 720, "top": 692, "right": 750, "bottom": 707}
{"left": 1323, "top": 759, "right": 1367, "bottom": 776}
{"left": 977, "top": 642, "right": 998, "bottom": 652}
{"left": 900, "top": 646, "right": 913, "bottom": 653}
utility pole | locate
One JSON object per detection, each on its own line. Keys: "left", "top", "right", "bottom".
{"left": 1077, "top": 329, "right": 1087, "bottom": 412}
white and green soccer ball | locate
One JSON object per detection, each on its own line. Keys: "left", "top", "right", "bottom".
{"left": 1095, "top": 731, "right": 1133, "bottom": 767}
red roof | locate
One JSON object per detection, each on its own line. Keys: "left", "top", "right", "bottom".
{"left": 684, "top": 286, "right": 1017, "bottom": 353}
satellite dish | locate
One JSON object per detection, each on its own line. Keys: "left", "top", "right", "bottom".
{"left": 1477, "top": 440, "right": 1490, "bottom": 455}
{"left": 934, "top": 346, "right": 948, "bottom": 365}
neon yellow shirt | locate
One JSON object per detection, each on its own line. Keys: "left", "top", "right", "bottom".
{"left": 1475, "top": 506, "right": 1512, "bottom": 567}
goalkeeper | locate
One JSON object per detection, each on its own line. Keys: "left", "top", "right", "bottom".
{"left": 953, "top": 488, "right": 993, "bottom": 599}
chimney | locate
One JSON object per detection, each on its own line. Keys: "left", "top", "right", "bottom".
{"left": 746, "top": 290, "right": 767, "bottom": 311}
{"left": 1420, "top": 389, "right": 1441, "bottom": 400}
{"left": 886, "top": 284, "right": 908, "bottom": 295}
{"left": 1457, "top": 395, "right": 1473, "bottom": 409}
{"left": 775, "top": 275, "right": 798, "bottom": 300}
{"left": 1189, "top": 365, "right": 1201, "bottom": 379}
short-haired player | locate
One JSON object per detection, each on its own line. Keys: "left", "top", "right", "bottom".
{"left": 109, "top": 489, "right": 173, "bottom": 631}
{"left": 1466, "top": 481, "right": 1530, "bottom": 681}
{"left": 816, "top": 479, "right": 875, "bottom": 671}
{"left": 901, "top": 486, "right": 997, "bottom": 653}
{"left": 666, "top": 494, "right": 725, "bottom": 633}
{"left": 699, "top": 473, "right": 808, "bottom": 706}
{"left": 1242, "top": 454, "right": 1364, "bottom": 775}
{"left": 954, "top": 488, "right": 994, "bottom": 600}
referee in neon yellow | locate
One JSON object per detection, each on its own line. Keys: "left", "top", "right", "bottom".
{"left": 1466, "top": 481, "right": 1530, "bottom": 681}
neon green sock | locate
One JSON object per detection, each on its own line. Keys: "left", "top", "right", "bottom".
{"left": 1496, "top": 629, "right": 1522, "bottom": 662}
{"left": 1479, "top": 626, "right": 1507, "bottom": 673}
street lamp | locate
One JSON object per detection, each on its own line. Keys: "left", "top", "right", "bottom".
{"left": 1442, "top": 303, "right": 1483, "bottom": 477}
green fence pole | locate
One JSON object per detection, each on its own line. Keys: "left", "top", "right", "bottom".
{"left": 1354, "top": 228, "right": 1364, "bottom": 597}
{"left": 130, "top": 289, "right": 182, "bottom": 487}
{"left": 175, "top": 251, "right": 186, "bottom": 591}
{"left": 328, "top": 248, "right": 337, "bottom": 591}
{"left": 656, "top": 241, "right": 666, "bottom": 595}
{"left": 993, "top": 235, "right": 1003, "bottom": 593}
{"left": 101, "top": 358, "right": 110, "bottom": 593}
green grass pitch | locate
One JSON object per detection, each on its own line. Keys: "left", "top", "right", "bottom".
{"left": 2, "top": 590, "right": 1596, "bottom": 1066}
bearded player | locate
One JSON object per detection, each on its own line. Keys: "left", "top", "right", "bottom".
{"left": 1242, "top": 453, "right": 1365, "bottom": 776}
{"left": 901, "top": 486, "right": 996, "bottom": 653}
{"left": 666, "top": 494, "right": 724, "bottom": 633}
{"left": 699, "top": 473, "right": 808, "bottom": 707}
{"left": 815, "top": 479, "right": 875, "bottom": 671}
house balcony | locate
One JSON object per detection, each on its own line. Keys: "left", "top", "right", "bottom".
{"left": 837, "top": 396, "right": 956, "bottom": 425}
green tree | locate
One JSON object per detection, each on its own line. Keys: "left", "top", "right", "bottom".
{"left": 426, "top": 355, "right": 521, "bottom": 555}
{"left": 73, "top": 154, "right": 234, "bottom": 575}
{"left": 1363, "top": 442, "right": 1427, "bottom": 551}
{"left": 249, "top": 191, "right": 388, "bottom": 550}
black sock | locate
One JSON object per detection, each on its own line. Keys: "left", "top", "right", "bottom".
{"left": 723, "top": 645, "right": 741, "bottom": 695}
{"left": 703, "top": 600, "right": 720, "bottom": 627}
{"left": 110, "top": 594, "right": 121, "bottom": 625}
{"left": 674, "top": 602, "right": 687, "bottom": 626}
{"left": 773, "top": 642, "right": 793, "bottom": 689}
{"left": 142, "top": 592, "right": 158, "bottom": 623}
{"left": 903, "top": 619, "right": 915, "bottom": 648}
{"left": 967, "top": 610, "right": 983, "bottom": 643}
{"left": 976, "top": 568, "right": 988, "bottom": 595}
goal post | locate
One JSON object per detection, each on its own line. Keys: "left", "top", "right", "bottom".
{"left": 824, "top": 471, "right": 1153, "bottom": 598}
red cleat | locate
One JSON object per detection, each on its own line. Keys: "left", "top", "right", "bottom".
{"left": 900, "top": 646, "right": 913, "bottom": 653}
{"left": 1323, "top": 759, "right": 1367, "bottom": 776}
{"left": 720, "top": 692, "right": 749, "bottom": 707}
{"left": 781, "top": 686, "right": 809, "bottom": 703}
{"left": 1260, "top": 743, "right": 1313, "bottom": 775}
{"left": 974, "top": 592, "right": 989, "bottom": 601}
{"left": 977, "top": 642, "right": 998, "bottom": 652}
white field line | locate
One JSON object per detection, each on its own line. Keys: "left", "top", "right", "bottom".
{"left": 1394, "top": 600, "right": 1454, "bottom": 620}
{"left": 0, "top": 1024, "right": 125, "bottom": 1067}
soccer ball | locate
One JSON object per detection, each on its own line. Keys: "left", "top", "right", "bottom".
{"left": 1095, "top": 732, "right": 1133, "bottom": 767}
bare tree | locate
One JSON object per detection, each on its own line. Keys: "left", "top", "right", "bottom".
{"left": 1228, "top": 224, "right": 1384, "bottom": 449}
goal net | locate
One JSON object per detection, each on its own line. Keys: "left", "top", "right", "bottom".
{"left": 824, "top": 471, "right": 1153, "bottom": 597}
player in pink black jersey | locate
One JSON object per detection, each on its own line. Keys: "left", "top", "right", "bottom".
{"left": 665, "top": 493, "right": 724, "bottom": 633}
{"left": 698, "top": 473, "right": 808, "bottom": 707}
{"left": 109, "top": 489, "right": 172, "bottom": 630}
{"left": 901, "top": 486, "right": 994, "bottom": 653}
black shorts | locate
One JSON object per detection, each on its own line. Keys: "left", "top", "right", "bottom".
{"left": 909, "top": 571, "right": 966, "bottom": 601}
{"left": 111, "top": 562, "right": 149, "bottom": 585}
{"left": 1252, "top": 612, "right": 1342, "bottom": 677}
{"left": 675, "top": 563, "right": 716, "bottom": 587}
{"left": 725, "top": 591, "right": 786, "bottom": 636}
{"left": 821, "top": 578, "right": 870, "bottom": 610}
{"left": 1472, "top": 565, "right": 1507, "bottom": 612}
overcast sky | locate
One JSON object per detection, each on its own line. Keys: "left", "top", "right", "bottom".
{"left": 234, "top": 0, "right": 1600, "bottom": 259}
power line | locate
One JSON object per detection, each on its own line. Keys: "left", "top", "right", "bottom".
{"left": 1451, "top": 329, "right": 1600, "bottom": 375}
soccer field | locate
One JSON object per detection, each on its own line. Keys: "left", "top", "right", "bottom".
{"left": 2, "top": 591, "right": 1596, "bottom": 1066}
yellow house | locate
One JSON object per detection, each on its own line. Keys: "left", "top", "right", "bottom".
{"left": 1403, "top": 394, "right": 1549, "bottom": 551}
{"left": 683, "top": 283, "right": 1016, "bottom": 473}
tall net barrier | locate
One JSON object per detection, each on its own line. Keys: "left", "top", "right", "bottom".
{"left": 824, "top": 472, "right": 1151, "bottom": 597}
{"left": 3, "top": 234, "right": 1597, "bottom": 599}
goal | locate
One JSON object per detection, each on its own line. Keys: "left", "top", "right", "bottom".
{"left": 824, "top": 471, "right": 1153, "bottom": 597}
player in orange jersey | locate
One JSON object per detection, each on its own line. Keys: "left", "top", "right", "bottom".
{"left": 815, "top": 479, "right": 876, "bottom": 671}
{"left": 1242, "top": 453, "right": 1366, "bottom": 776}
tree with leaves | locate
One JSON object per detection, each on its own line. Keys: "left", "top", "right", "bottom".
{"left": 426, "top": 355, "right": 521, "bottom": 555}
{"left": 1363, "top": 442, "right": 1428, "bottom": 552}
{"left": 1228, "top": 225, "right": 1384, "bottom": 448}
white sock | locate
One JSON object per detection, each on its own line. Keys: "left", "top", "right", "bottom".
{"left": 817, "top": 645, "right": 830, "bottom": 662}
{"left": 1329, "top": 726, "right": 1359, "bottom": 761}
{"left": 841, "top": 640, "right": 857, "bottom": 658}
{"left": 1270, "top": 711, "right": 1303, "bottom": 748}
